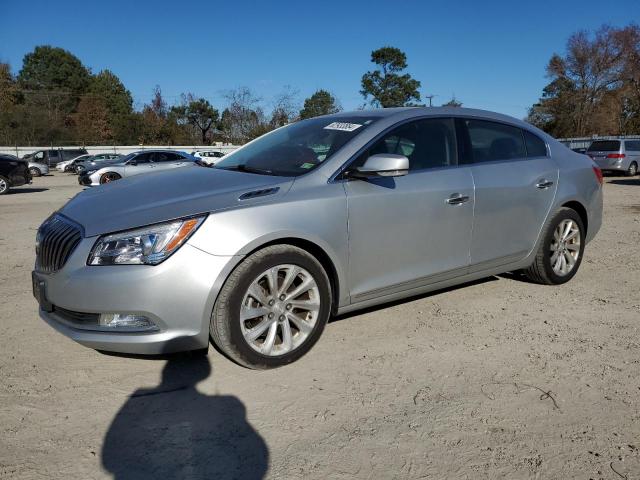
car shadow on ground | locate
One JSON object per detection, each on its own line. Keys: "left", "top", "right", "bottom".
{"left": 101, "top": 353, "right": 269, "bottom": 480}
{"left": 8, "top": 187, "right": 49, "bottom": 194}
{"left": 331, "top": 276, "right": 500, "bottom": 323}
{"left": 608, "top": 178, "right": 640, "bottom": 186}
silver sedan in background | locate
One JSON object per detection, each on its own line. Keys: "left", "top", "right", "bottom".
{"left": 78, "top": 150, "right": 199, "bottom": 186}
{"left": 33, "top": 108, "right": 603, "bottom": 368}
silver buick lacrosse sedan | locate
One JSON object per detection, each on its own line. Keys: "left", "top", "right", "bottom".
{"left": 33, "top": 107, "right": 603, "bottom": 368}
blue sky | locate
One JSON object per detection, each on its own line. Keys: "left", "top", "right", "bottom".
{"left": 1, "top": 0, "right": 638, "bottom": 119}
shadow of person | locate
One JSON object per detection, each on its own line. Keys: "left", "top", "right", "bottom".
{"left": 102, "top": 355, "right": 269, "bottom": 479}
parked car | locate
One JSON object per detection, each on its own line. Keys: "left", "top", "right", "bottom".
{"left": 192, "top": 150, "right": 226, "bottom": 165}
{"left": 33, "top": 108, "right": 603, "bottom": 368}
{"left": 56, "top": 154, "right": 92, "bottom": 172}
{"left": 78, "top": 150, "right": 198, "bottom": 186}
{"left": 27, "top": 160, "right": 49, "bottom": 177}
{"left": 23, "top": 148, "right": 88, "bottom": 167}
{"left": 70, "top": 153, "right": 123, "bottom": 174}
{"left": 571, "top": 147, "right": 587, "bottom": 154}
{"left": 0, "top": 154, "right": 31, "bottom": 194}
{"left": 75, "top": 154, "right": 125, "bottom": 175}
{"left": 587, "top": 139, "right": 640, "bottom": 176}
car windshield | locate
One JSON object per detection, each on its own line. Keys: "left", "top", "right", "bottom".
{"left": 215, "top": 116, "right": 378, "bottom": 176}
{"left": 587, "top": 140, "right": 620, "bottom": 152}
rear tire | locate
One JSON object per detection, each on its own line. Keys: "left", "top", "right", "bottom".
{"left": 210, "top": 245, "right": 331, "bottom": 369}
{"left": 626, "top": 161, "right": 637, "bottom": 177}
{"left": 523, "top": 207, "right": 585, "bottom": 285}
{"left": 100, "top": 172, "right": 121, "bottom": 184}
{"left": 0, "top": 175, "right": 9, "bottom": 195}
{"left": 29, "top": 167, "right": 42, "bottom": 177}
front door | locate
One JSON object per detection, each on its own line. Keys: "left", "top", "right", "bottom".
{"left": 345, "top": 117, "right": 474, "bottom": 302}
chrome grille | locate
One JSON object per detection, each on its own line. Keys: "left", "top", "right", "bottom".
{"left": 36, "top": 215, "right": 82, "bottom": 273}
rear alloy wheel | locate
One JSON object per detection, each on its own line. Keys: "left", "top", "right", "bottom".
{"left": 100, "top": 172, "right": 121, "bottom": 184}
{"left": 523, "top": 207, "right": 585, "bottom": 285}
{"left": 211, "top": 245, "right": 331, "bottom": 369}
{"left": 626, "top": 161, "right": 638, "bottom": 177}
{"left": 29, "top": 167, "right": 41, "bottom": 177}
{"left": 0, "top": 176, "right": 9, "bottom": 195}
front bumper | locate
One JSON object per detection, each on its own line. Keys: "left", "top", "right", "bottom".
{"left": 34, "top": 238, "right": 240, "bottom": 354}
{"left": 78, "top": 174, "right": 94, "bottom": 186}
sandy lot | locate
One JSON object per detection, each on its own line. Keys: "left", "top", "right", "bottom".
{"left": 1, "top": 172, "right": 639, "bottom": 479}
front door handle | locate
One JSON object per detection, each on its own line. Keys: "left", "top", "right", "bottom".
{"left": 446, "top": 193, "right": 470, "bottom": 205}
{"left": 536, "top": 179, "right": 554, "bottom": 189}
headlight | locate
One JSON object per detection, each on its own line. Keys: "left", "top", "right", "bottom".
{"left": 88, "top": 216, "right": 206, "bottom": 265}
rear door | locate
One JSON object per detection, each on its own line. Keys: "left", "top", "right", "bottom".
{"left": 461, "top": 119, "right": 558, "bottom": 269}
{"left": 153, "top": 152, "right": 187, "bottom": 170}
{"left": 345, "top": 117, "right": 475, "bottom": 301}
{"left": 46, "top": 150, "right": 61, "bottom": 166}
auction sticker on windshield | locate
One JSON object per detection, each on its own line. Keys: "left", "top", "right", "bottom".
{"left": 324, "top": 122, "right": 362, "bottom": 132}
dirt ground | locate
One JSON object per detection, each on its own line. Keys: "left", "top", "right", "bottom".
{"left": 1, "top": 172, "right": 639, "bottom": 479}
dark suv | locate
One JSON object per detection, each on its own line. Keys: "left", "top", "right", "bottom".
{"left": 0, "top": 154, "right": 31, "bottom": 194}
{"left": 23, "top": 148, "right": 88, "bottom": 167}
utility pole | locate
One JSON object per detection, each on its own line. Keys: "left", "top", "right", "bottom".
{"left": 425, "top": 95, "right": 435, "bottom": 107}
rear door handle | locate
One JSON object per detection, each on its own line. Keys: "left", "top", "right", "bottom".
{"left": 536, "top": 180, "right": 554, "bottom": 189}
{"left": 446, "top": 193, "right": 470, "bottom": 205}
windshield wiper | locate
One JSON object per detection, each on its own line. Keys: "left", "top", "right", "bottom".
{"left": 217, "top": 164, "right": 275, "bottom": 175}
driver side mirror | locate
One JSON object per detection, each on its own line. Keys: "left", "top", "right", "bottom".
{"left": 350, "top": 154, "right": 409, "bottom": 178}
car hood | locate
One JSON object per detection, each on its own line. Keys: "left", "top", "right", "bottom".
{"left": 60, "top": 166, "right": 295, "bottom": 237}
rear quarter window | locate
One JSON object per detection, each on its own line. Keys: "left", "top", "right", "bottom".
{"left": 523, "top": 130, "right": 548, "bottom": 157}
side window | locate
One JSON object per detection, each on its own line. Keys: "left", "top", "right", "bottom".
{"left": 49, "top": 150, "right": 60, "bottom": 159}
{"left": 523, "top": 130, "right": 548, "bottom": 157}
{"left": 626, "top": 141, "right": 640, "bottom": 151}
{"left": 353, "top": 118, "right": 457, "bottom": 171}
{"left": 133, "top": 153, "right": 153, "bottom": 164}
{"left": 465, "top": 119, "right": 526, "bottom": 163}
{"left": 156, "top": 152, "right": 180, "bottom": 162}
{"left": 34, "top": 151, "right": 44, "bottom": 160}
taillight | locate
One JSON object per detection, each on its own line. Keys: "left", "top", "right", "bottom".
{"left": 593, "top": 166, "right": 604, "bottom": 185}
{"left": 606, "top": 153, "right": 625, "bottom": 159}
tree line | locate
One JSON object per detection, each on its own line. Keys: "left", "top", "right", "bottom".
{"left": 1, "top": 24, "right": 638, "bottom": 147}
{"left": 527, "top": 24, "right": 640, "bottom": 137}
{"left": 0, "top": 45, "right": 426, "bottom": 146}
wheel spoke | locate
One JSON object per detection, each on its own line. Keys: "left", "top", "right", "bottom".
{"left": 240, "top": 306, "right": 269, "bottom": 322}
{"left": 287, "top": 312, "right": 313, "bottom": 335}
{"left": 285, "top": 276, "right": 314, "bottom": 301}
{"left": 562, "top": 221, "right": 573, "bottom": 240}
{"left": 245, "top": 319, "right": 273, "bottom": 341}
{"left": 550, "top": 250, "right": 559, "bottom": 264}
{"left": 289, "top": 298, "right": 320, "bottom": 311}
{"left": 265, "top": 268, "right": 279, "bottom": 297}
{"left": 564, "top": 251, "right": 575, "bottom": 268}
{"left": 566, "top": 243, "right": 580, "bottom": 252}
{"left": 261, "top": 322, "right": 278, "bottom": 354}
{"left": 565, "top": 229, "right": 579, "bottom": 241}
{"left": 247, "top": 284, "right": 268, "bottom": 306}
{"left": 281, "top": 318, "right": 293, "bottom": 351}
{"left": 279, "top": 266, "right": 300, "bottom": 295}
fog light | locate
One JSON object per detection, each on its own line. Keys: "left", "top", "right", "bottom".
{"left": 99, "top": 313, "right": 158, "bottom": 331}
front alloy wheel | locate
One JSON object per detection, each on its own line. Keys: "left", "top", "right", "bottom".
{"left": 240, "top": 265, "right": 321, "bottom": 356}
{"left": 100, "top": 172, "right": 121, "bottom": 184}
{"left": 211, "top": 245, "right": 331, "bottom": 369}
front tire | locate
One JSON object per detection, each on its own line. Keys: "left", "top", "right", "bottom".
{"left": 523, "top": 207, "right": 585, "bottom": 285}
{"left": 211, "top": 245, "right": 331, "bottom": 369}
{"left": 100, "top": 172, "right": 121, "bottom": 184}
{"left": 29, "top": 167, "right": 42, "bottom": 177}
{"left": 626, "top": 161, "right": 638, "bottom": 177}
